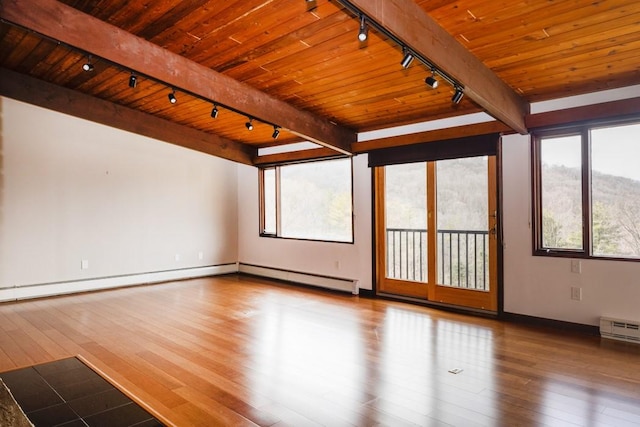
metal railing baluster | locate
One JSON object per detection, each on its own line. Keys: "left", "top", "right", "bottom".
{"left": 386, "top": 228, "right": 489, "bottom": 290}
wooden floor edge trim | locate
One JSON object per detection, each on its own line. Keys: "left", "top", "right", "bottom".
{"left": 375, "top": 292, "right": 498, "bottom": 318}
{"left": 76, "top": 355, "right": 178, "bottom": 427}
{"left": 502, "top": 312, "right": 599, "bottom": 336}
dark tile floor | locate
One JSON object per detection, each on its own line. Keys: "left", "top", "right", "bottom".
{"left": 0, "top": 357, "right": 164, "bottom": 427}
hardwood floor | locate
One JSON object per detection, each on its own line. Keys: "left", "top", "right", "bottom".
{"left": 1, "top": 274, "right": 639, "bottom": 427}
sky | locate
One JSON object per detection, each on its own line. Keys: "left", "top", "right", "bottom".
{"left": 541, "top": 123, "right": 640, "bottom": 182}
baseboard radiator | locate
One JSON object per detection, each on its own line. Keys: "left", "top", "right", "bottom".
{"left": 600, "top": 316, "right": 640, "bottom": 344}
{"left": 239, "top": 263, "right": 359, "bottom": 295}
{"left": 0, "top": 264, "right": 238, "bottom": 302}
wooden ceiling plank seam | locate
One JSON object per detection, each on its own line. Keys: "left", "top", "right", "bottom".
{"left": 228, "top": 30, "right": 389, "bottom": 86}
{"left": 117, "top": 0, "right": 187, "bottom": 36}
{"left": 415, "top": 0, "right": 460, "bottom": 13}
{"left": 428, "top": 0, "right": 593, "bottom": 41}
{"left": 0, "top": 0, "right": 356, "bottom": 154}
{"left": 98, "top": 0, "right": 157, "bottom": 31}
{"left": 71, "top": 0, "right": 137, "bottom": 25}
{"left": 32, "top": 41, "right": 75, "bottom": 79}
{"left": 237, "top": 32, "right": 399, "bottom": 90}
{"left": 506, "top": 55, "right": 640, "bottom": 88}
{"left": 301, "top": 73, "right": 452, "bottom": 108}
{"left": 343, "top": 0, "right": 529, "bottom": 134}
{"left": 151, "top": 0, "right": 291, "bottom": 60}
{"left": 0, "top": 67, "right": 256, "bottom": 165}
{"left": 134, "top": 0, "right": 211, "bottom": 41}
{"left": 489, "top": 31, "right": 640, "bottom": 74}
{"left": 217, "top": 3, "right": 314, "bottom": 46}
{"left": 16, "top": 36, "right": 54, "bottom": 73}
{"left": 497, "top": 45, "right": 640, "bottom": 86}
{"left": 295, "top": 69, "right": 443, "bottom": 108}
{"left": 216, "top": 10, "right": 353, "bottom": 77}
{"left": 143, "top": 0, "right": 251, "bottom": 44}
{"left": 470, "top": 8, "right": 640, "bottom": 61}
{"left": 36, "top": 46, "right": 83, "bottom": 84}
{"left": 491, "top": 1, "right": 640, "bottom": 44}
{"left": 2, "top": 28, "right": 40, "bottom": 66}
{"left": 240, "top": 45, "right": 416, "bottom": 106}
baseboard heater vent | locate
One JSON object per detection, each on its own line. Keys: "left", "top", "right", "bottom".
{"left": 600, "top": 316, "right": 640, "bottom": 344}
{"left": 239, "top": 263, "right": 359, "bottom": 295}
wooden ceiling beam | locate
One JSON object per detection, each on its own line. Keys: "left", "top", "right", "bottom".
{"left": 253, "top": 147, "right": 346, "bottom": 167}
{"left": 344, "top": 0, "right": 530, "bottom": 134}
{"left": 0, "top": 68, "right": 256, "bottom": 165}
{"left": 526, "top": 97, "right": 640, "bottom": 129}
{"left": 353, "top": 121, "right": 512, "bottom": 153}
{"left": 0, "top": 0, "right": 356, "bottom": 154}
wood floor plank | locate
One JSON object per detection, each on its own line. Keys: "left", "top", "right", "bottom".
{"left": 0, "top": 274, "right": 639, "bottom": 426}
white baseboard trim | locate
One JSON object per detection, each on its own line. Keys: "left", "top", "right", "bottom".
{"left": 0, "top": 263, "right": 238, "bottom": 302}
{"left": 239, "top": 263, "right": 359, "bottom": 295}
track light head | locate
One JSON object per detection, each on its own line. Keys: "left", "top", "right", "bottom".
{"left": 358, "top": 14, "right": 368, "bottom": 42}
{"left": 82, "top": 61, "right": 94, "bottom": 72}
{"left": 451, "top": 86, "right": 464, "bottom": 104}
{"left": 168, "top": 89, "right": 177, "bottom": 104}
{"left": 211, "top": 104, "right": 219, "bottom": 119}
{"left": 400, "top": 50, "right": 414, "bottom": 69}
{"left": 425, "top": 68, "right": 439, "bottom": 89}
{"left": 128, "top": 73, "right": 137, "bottom": 88}
{"left": 272, "top": 126, "right": 280, "bottom": 140}
{"left": 246, "top": 118, "right": 254, "bottom": 131}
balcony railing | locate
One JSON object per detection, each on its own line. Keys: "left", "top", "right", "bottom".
{"left": 386, "top": 228, "right": 489, "bottom": 291}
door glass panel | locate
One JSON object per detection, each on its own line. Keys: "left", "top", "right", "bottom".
{"left": 436, "top": 157, "right": 489, "bottom": 290}
{"left": 384, "top": 163, "right": 427, "bottom": 282}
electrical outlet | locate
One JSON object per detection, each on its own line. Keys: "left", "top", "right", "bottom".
{"left": 571, "top": 260, "right": 581, "bottom": 274}
{"left": 571, "top": 286, "right": 582, "bottom": 301}
{"left": 81, "top": 259, "right": 89, "bottom": 270}
{"left": 198, "top": 251, "right": 204, "bottom": 260}
{"left": 175, "top": 253, "right": 180, "bottom": 262}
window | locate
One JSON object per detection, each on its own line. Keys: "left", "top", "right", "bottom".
{"left": 260, "top": 158, "right": 354, "bottom": 243}
{"left": 533, "top": 118, "right": 640, "bottom": 260}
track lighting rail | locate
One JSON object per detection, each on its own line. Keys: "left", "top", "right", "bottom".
{"left": 333, "top": 0, "right": 462, "bottom": 92}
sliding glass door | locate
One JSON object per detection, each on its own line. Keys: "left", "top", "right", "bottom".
{"left": 375, "top": 156, "right": 498, "bottom": 311}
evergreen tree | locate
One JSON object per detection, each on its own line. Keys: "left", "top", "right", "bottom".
{"left": 592, "top": 202, "right": 621, "bottom": 255}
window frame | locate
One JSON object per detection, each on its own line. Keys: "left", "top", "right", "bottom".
{"left": 259, "top": 157, "right": 355, "bottom": 244}
{"left": 532, "top": 116, "right": 640, "bottom": 261}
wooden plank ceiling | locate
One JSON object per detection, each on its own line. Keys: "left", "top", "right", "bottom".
{"left": 1, "top": 0, "right": 639, "bottom": 164}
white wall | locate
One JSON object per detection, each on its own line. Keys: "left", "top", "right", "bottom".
{"left": 238, "top": 85, "right": 640, "bottom": 326}
{"left": 237, "top": 154, "right": 373, "bottom": 290}
{"left": 0, "top": 97, "right": 238, "bottom": 297}
{"left": 501, "top": 85, "right": 640, "bottom": 326}
{"left": 5, "top": 84, "right": 639, "bottom": 326}
{"left": 502, "top": 133, "right": 640, "bottom": 326}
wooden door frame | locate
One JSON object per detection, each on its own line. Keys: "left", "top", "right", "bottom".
{"left": 373, "top": 153, "right": 504, "bottom": 314}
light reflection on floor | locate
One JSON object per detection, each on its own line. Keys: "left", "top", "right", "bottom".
{"left": 250, "top": 299, "right": 500, "bottom": 425}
